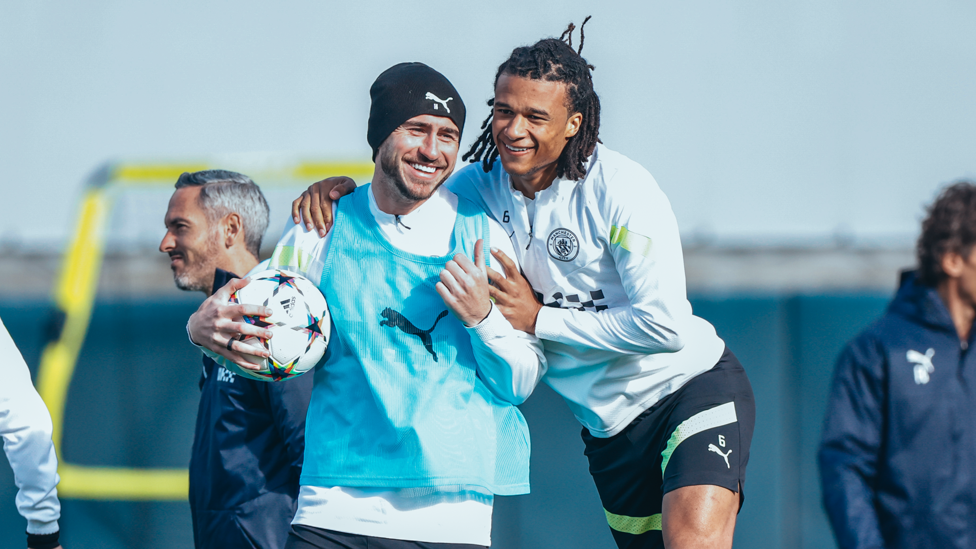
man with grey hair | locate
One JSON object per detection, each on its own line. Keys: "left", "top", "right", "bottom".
{"left": 160, "top": 169, "right": 313, "bottom": 549}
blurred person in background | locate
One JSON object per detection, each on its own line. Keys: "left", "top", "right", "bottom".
{"left": 1, "top": 316, "right": 63, "bottom": 549}
{"left": 159, "top": 170, "right": 313, "bottom": 549}
{"left": 820, "top": 181, "right": 976, "bottom": 549}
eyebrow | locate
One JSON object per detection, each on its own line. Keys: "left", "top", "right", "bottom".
{"left": 494, "top": 101, "right": 550, "bottom": 118}
{"left": 402, "top": 121, "right": 460, "bottom": 138}
{"left": 165, "top": 216, "right": 191, "bottom": 227}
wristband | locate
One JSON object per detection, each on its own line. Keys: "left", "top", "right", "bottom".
{"left": 27, "top": 530, "right": 59, "bottom": 549}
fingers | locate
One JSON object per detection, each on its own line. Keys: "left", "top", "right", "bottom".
{"left": 451, "top": 252, "right": 479, "bottom": 277}
{"left": 317, "top": 177, "right": 356, "bottom": 235}
{"left": 233, "top": 303, "right": 274, "bottom": 319}
{"left": 486, "top": 265, "right": 508, "bottom": 286}
{"left": 445, "top": 257, "right": 488, "bottom": 293}
{"left": 291, "top": 191, "right": 306, "bottom": 225}
{"left": 435, "top": 281, "right": 458, "bottom": 310}
{"left": 490, "top": 247, "right": 520, "bottom": 278}
{"left": 317, "top": 185, "right": 333, "bottom": 236}
{"left": 487, "top": 282, "right": 515, "bottom": 304}
{"left": 488, "top": 285, "right": 502, "bottom": 303}
{"left": 305, "top": 184, "right": 324, "bottom": 235}
{"left": 474, "top": 239, "right": 485, "bottom": 271}
{"left": 222, "top": 318, "right": 273, "bottom": 340}
{"left": 330, "top": 177, "right": 357, "bottom": 199}
{"left": 218, "top": 345, "right": 267, "bottom": 371}
{"left": 439, "top": 264, "right": 464, "bottom": 295}
{"left": 209, "top": 319, "right": 270, "bottom": 350}
{"left": 223, "top": 335, "right": 264, "bottom": 356}
{"left": 215, "top": 277, "right": 250, "bottom": 300}
{"left": 294, "top": 177, "right": 356, "bottom": 236}
{"left": 297, "top": 188, "right": 313, "bottom": 231}
{"left": 452, "top": 242, "right": 487, "bottom": 279}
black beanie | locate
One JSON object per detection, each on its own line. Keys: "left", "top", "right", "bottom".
{"left": 367, "top": 62, "right": 466, "bottom": 160}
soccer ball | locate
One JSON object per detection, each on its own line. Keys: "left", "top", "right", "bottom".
{"left": 228, "top": 269, "right": 330, "bottom": 381}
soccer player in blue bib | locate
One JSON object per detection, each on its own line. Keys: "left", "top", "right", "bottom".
{"left": 188, "top": 63, "right": 545, "bottom": 549}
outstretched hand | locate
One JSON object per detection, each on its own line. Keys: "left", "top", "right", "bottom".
{"left": 291, "top": 176, "right": 357, "bottom": 237}
{"left": 436, "top": 239, "right": 492, "bottom": 327}
{"left": 187, "top": 277, "right": 274, "bottom": 371}
{"left": 487, "top": 247, "right": 542, "bottom": 334}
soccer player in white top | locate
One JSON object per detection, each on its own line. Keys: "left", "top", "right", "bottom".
{"left": 294, "top": 23, "right": 756, "bottom": 549}
{"left": 1, "top": 317, "right": 63, "bottom": 549}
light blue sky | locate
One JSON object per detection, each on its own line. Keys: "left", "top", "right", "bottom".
{"left": 2, "top": 1, "right": 974, "bottom": 248}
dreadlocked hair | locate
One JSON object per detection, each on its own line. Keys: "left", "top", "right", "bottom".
{"left": 463, "top": 16, "right": 601, "bottom": 181}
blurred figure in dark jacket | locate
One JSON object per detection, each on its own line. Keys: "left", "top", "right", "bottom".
{"left": 160, "top": 170, "right": 313, "bottom": 549}
{"left": 819, "top": 181, "right": 976, "bottom": 549}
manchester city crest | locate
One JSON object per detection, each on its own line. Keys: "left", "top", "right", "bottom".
{"left": 547, "top": 228, "right": 580, "bottom": 261}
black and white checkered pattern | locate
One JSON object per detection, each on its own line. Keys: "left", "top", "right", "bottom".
{"left": 534, "top": 289, "right": 608, "bottom": 312}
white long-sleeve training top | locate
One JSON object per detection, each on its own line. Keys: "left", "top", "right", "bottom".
{"left": 449, "top": 143, "right": 727, "bottom": 438}
{"left": 1, "top": 316, "right": 61, "bottom": 535}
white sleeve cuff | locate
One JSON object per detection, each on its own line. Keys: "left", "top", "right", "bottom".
{"left": 466, "top": 302, "right": 507, "bottom": 340}
{"left": 533, "top": 305, "right": 565, "bottom": 341}
{"left": 27, "top": 518, "right": 60, "bottom": 535}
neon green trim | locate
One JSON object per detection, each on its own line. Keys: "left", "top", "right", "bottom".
{"left": 609, "top": 225, "right": 653, "bottom": 257}
{"left": 605, "top": 509, "right": 662, "bottom": 534}
{"left": 270, "top": 245, "right": 312, "bottom": 273}
{"left": 661, "top": 402, "right": 737, "bottom": 477}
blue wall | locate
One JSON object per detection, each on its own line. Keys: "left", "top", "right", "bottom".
{"left": 0, "top": 292, "right": 890, "bottom": 548}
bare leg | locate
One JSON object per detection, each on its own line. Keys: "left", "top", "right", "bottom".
{"left": 661, "top": 484, "right": 738, "bottom": 549}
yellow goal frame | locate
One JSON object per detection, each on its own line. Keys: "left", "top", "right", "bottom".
{"left": 36, "top": 160, "right": 372, "bottom": 500}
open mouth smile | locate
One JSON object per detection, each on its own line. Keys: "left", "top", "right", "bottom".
{"left": 503, "top": 143, "right": 530, "bottom": 153}
{"left": 404, "top": 160, "right": 444, "bottom": 179}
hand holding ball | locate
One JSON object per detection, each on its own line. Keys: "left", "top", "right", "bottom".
{"left": 229, "top": 269, "right": 330, "bottom": 381}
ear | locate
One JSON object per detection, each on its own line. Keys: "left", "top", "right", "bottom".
{"left": 565, "top": 112, "right": 583, "bottom": 139}
{"left": 942, "top": 251, "right": 965, "bottom": 278}
{"left": 222, "top": 212, "right": 244, "bottom": 249}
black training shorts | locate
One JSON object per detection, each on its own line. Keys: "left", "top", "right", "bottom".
{"left": 582, "top": 347, "right": 755, "bottom": 549}
{"left": 285, "top": 525, "right": 487, "bottom": 549}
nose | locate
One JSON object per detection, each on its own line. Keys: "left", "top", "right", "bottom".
{"left": 502, "top": 115, "right": 528, "bottom": 141}
{"left": 159, "top": 230, "right": 175, "bottom": 253}
{"left": 418, "top": 131, "right": 439, "bottom": 162}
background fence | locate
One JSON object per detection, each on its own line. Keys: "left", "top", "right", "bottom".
{"left": 0, "top": 288, "right": 892, "bottom": 548}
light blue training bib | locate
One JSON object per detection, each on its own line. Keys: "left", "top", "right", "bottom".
{"left": 301, "top": 184, "right": 530, "bottom": 495}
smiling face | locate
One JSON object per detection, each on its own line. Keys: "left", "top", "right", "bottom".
{"left": 375, "top": 114, "right": 460, "bottom": 208}
{"left": 159, "top": 186, "right": 221, "bottom": 293}
{"left": 492, "top": 73, "right": 583, "bottom": 195}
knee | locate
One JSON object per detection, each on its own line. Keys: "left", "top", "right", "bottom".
{"left": 662, "top": 485, "right": 738, "bottom": 549}
{"left": 663, "top": 522, "right": 733, "bottom": 549}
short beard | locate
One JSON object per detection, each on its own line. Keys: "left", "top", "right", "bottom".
{"left": 173, "top": 231, "right": 221, "bottom": 293}
{"left": 380, "top": 150, "right": 446, "bottom": 202}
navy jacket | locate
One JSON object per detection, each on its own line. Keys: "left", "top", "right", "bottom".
{"left": 819, "top": 271, "right": 976, "bottom": 549}
{"left": 189, "top": 268, "right": 314, "bottom": 549}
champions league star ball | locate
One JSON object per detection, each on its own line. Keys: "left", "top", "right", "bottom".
{"left": 229, "top": 269, "right": 330, "bottom": 381}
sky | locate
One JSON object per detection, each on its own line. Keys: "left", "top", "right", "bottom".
{"left": 2, "top": 1, "right": 975, "bottom": 250}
